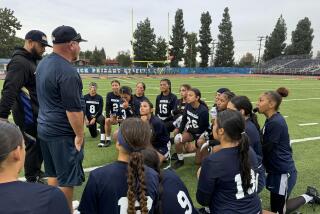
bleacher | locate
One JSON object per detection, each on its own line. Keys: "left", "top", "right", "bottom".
{"left": 253, "top": 55, "right": 320, "bottom": 76}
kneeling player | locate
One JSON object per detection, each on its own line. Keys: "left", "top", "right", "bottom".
{"left": 84, "top": 82, "right": 106, "bottom": 145}
{"left": 173, "top": 88, "right": 209, "bottom": 169}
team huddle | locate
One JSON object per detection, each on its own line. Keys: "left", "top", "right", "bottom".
{"left": 1, "top": 26, "right": 320, "bottom": 214}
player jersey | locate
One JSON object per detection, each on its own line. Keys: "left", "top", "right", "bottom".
{"left": 84, "top": 93, "right": 103, "bottom": 119}
{"left": 155, "top": 92, "right": 178, "bottom": 121}
{"left": 78, "top": 161, "right": 159, "bottom": 214}
{"left": 173, "top": 98, "right": 186, "bottom": 118}
{"left": 105, "top": 92, "right": 121, "bottom": 117}
{"left": 149, "top": 115, "right": 170, "bottom": 151}
{"left": 118, "top": 97, "right": 140, "bottom": 119}
{"left": 245, "top": 119, "right": 263, "bottom": 158}
{"left": 262, "top": 112, "right": 296, "bottom": 174}
{"left": 133, "top": 95, "right": 150, "bottom": 116}
{"left": 160, "top": 169, "right": 197, "bottom": 214}
{"left": 197, "top": 147, "right": 262, "bottom": 214}
{"left": 179, "top": 103, "right": 209, "bottom": 138}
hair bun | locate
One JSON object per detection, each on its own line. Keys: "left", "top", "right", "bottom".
{"left": 276, "top": 87, "right": 289, "bottom": 98}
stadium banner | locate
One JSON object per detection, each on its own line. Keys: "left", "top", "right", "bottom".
{"left": 75, "top": 66, "right": 252, "bottom": 75}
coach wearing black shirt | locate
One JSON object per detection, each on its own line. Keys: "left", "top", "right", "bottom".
{"left": 0, "top": 30, "right": 51, "bottom": 182}
{"left": 36, "top": 25, "right": 87, "bottom": 212}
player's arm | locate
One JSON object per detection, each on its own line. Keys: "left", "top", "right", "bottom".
{"left": 155, "top": 96, "right": 160, "bottom": 116}
{"left": 199, "top": 110, "right": 210, "bottom": 134}
{"left": 105, "top": 93, "right": 111, "bottom": 118}
{"left": 0, "top": 61, "right": 26, "bottom": 119}
{"left": 262, "top": 121, "right": 281, "bottom": 157}
{"left": 178, "top": 108, "right": 188, "bottom": 134}
{"left": 96, "top": 96, "right": 103, "bottom": 118}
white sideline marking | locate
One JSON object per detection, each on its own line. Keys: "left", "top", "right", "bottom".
{"left": 18, "top": 136, "right": 320, "bottom": 181}
{"left": 284, "top": 116, "right": 288, "bottom": 118}
{"left": 298, "top": 123, "right": 318, "bottom": 126}
{"left": 250, "top": 97, "right": 320, "bottom": 104}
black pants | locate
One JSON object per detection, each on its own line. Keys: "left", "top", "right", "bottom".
{"left": 87, "top": 115, "right": 105, "bottom": 138}
{"left": 24, "top": 127, "right": 43, "bottom": 182}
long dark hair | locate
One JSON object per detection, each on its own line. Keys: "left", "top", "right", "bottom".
{"left": 160, "top": 79, "right": 172, "bottom": 95}
{"left": 230, "top": 96, "right": 260, "bottom": 131}
{"left": 120, "top": 118, "right": 152, "bottom": 214}
{"left": 264, "top": 87, "right": 289, "bottom": 111}
{"left": 216, "top": 110, "right": 252, "bottom": 193}
{"left": 0, "top": 122, "right": 23, "bottom": 168}
{"left": 141, "top": 148, "right": 162, "bottom": 214}
{"left": 189, "top": 88, "right": 208, "bottom": 109}
{"left": 136, "top": 82, "right": 146, "bottom": 96}
{"left": 111, "top": 79, "right": 120, "bottom": 86}
{"left": 120, "top": 86, "right": 136, "bottom": 113}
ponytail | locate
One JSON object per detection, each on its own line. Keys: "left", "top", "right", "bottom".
{"left": 249, "top": 112, "right": 260, "bottom": 132}
{"left": 127, "top": 151, "right": 149, "bottom": 214}
{"left": 239, "top": 132, "right": 252, "bottom": 193}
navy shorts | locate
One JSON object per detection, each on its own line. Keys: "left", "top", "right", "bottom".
{"left": 39, "top": 134, "right": 85, "bottom": 187}
{"left": 266, "top": 170, "right": 297, "bottom": 197}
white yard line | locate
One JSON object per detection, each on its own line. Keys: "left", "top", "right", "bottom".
{"left": 298, "top": 123, "right": 318, "bottom": 126}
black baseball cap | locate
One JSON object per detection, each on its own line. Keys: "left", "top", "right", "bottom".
{"left": 25, "top": 30, "right": 52, "bottom": 47}
{"left": 52, "top": 25, "right": 87, "bottom": 44}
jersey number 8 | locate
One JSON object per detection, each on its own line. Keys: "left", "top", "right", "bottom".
{"left": 89, "top": 105, "right": 96, "bottom": 114}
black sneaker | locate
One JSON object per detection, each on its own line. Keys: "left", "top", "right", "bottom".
{"left": 172, "top": 160, "right": 184, "bottom": 169}
{"left": 306, "top": 186, "right": 320, "bottom": 204}
{"left": 171, "top": 153, "right": 178, "bottom": 161}
{"left": 98, "top": 140, "right": 111, "bottom": 147}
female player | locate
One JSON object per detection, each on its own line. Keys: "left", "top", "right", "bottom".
{"left": 118, "top": 86, "right": 140, "bottom": 119}
{"left": 197, "top": 110, "right": 262, "bottom": 214}
{"left": 142, "top": 148, "right": 197, "bottom": 214}
{"left": 79, "top": 118, "right": 159, "bottom": 214}
{"left": 104, "top": 80, "right": 121, "bottom": 147}
{"left": 155, "top": 79, "right": 178, "bottom": 132}
{"left": 0, "top": 122, "right": 70, "bottom": 214}
{"left": 227, "top": 95, "right": 265, "bottom": 193}
{"left": 173, "top": 88, "right": 209, "bottom": 169}
{"left": 256, "top": 87, "right": 320, "bottom": 213}
{"left": 140, "top": 100, "right": 170, "bottom": 163}
{"left": 172, "top": 84, "right": 191, "bottom": 133}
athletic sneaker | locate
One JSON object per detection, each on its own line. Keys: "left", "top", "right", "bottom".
{"left": 98, "top": 140, "right": 111, "bottom": 147}
{"left": 72, "top": 200, "right": 79, "bottom": 210}
{"left": 172, "top": 160, "right": 184, "bottom": 169}
{"left": 171, "top": 153, "right": 178, "bottom": 161}
{"left": 306, "top": 186, "right": 320, "bottom": 204}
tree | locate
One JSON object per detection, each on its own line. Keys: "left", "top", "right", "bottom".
{"left": 263, "top": 15, "right": 287, "bottom": 61}
{"left": 316, "top": 51, "right": 320, "bottom": 59}
{"left": 169, "top": 9, "right": 185, "bottom": 67}
{"left": 184, "top": 32, "right": 198, "bottom": 67}
{"left": 199, "top": 12, "right": 212, "bottom": 67}
{"left": 0, "top": 8, "right": 22, "bottom": 58}
{"left": 116, "top": 50, "right": 132, "bottom": 67}
{"left": 214, "top": 7, "right": 235, "bottom": 67}
{"left": 285, "top": 17, "right": 314, "bottom": 56}
{"left": 154, "top": 37, "right": 168, "bottom": 67}
{"left": 133, "top": 18, "right": 156, "bottom": 67}
{"left": 100, "top": 48, "right": 106, "bottom": 61}
{"left": 90, "top": 46, "right": 103, "bottom": 66}
{"left": 238, "top": 52, "right": 255, "bottom": 67}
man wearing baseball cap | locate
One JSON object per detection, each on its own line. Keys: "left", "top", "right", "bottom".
{"left": 36, "top": 25, "right": 87, "bottom": 211}
{"left": 0, "top": 30, "right": 51, "bottom": 183}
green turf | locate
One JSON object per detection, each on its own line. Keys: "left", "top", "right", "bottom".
{"left": 1, "top": 75, "right": 320, "bottom": 212}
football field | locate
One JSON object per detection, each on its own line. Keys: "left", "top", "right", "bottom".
{"left": 1, "top": 75, "right": 320, "bottom": 212}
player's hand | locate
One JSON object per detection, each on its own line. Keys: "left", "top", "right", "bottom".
{"left": 174, "top": 133, "right": 183, "bottom": 144}
{"left": 89, "top": 118, "right": 96, "bottom": 125}
{"left": 75, "top": 135, "right": 84, "bottom": 152}
{"left": 141, "top": 115, "right": 148, "bottom": 122}
{"left": 122, "top": 100, "right": 129, "bottom": 109}
{"left": 85, "top": 118, "right": 89, "bottom": 126}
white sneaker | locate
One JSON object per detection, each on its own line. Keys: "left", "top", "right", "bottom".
{"left": 72, "top": 200, "right": 79, "bottom": 210}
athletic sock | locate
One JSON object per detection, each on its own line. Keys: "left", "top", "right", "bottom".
{"left": 302, "top": 194, "right": 314, "bottom": 204}
{"left": 177, "top": 153, "right": 184, "bottom": 161}
{"left": 106, "top": 136, "right": 111, "bottom": 141}
{"left": 100, "top": 134, "right": 105, "bottom": 141}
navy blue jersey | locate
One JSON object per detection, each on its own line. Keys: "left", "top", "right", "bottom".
{"left": 179, "top": 104, "right": 209, "bottom": 138}
{"left": 105, "top": 92, "right": 121, "bottom": 117}
{"left": 36, "top": 53, "right": 84, "bottom": 136}
{"left": 149, "top": 115, "right": 170, "bottom": 151}
{"left": 161, "top": 169, "right": 197, "bottom": 214}
{"left": 118, "top": 97, "right": 140, "bottom": 119}
{"left": 84, "top": 93, "right": 103, "bottom": 119}
{"left": 0, "top": 181, "right": 69, "bottom": 214}
{"left": 155, "top": 93, "right": 178, "bottom": 121}
{"left": 197, "top": 147, "right": 262, "bottom": 214}
{"left": 245, "top": 119, "right": 263, "bottom": 158}
{"left": 173, "top": 98, "right": 186, "bottom": 117}
{"left": 262, "top": 112, "right": 296, "bottom": 174}
{"left": 79, "top": 161, "right": 159, "bottom": 214}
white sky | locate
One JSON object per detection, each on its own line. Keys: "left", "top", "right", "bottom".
{"left": 2, "top": 0, "right": 319, "bottom": 61}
